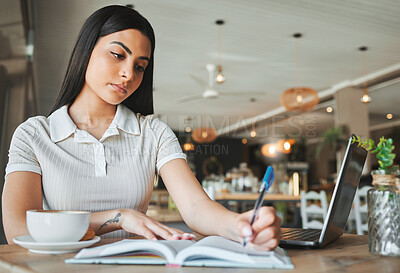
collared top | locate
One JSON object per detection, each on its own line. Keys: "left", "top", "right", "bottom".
{"left": 5, "top": 104, "right": 186, "bottom": 239}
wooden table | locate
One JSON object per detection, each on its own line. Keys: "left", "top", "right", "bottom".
{"left": 2, "top": 234, "right": 398, "bottom": 272}
{"left": 146, "top": 207, "right": 183, "bottom": 222}
{"left": 215, "top": 193, "right": 301, "bottom": 201}
{"left": 215, "top": 193, "right": 301, "bottom": 227}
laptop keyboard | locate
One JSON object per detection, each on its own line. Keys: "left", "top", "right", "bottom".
{"left": 281, "top": 228, "right": 321, "bottom": 241}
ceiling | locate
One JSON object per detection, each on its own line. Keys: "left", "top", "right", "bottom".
{"left": 2, "top": 0, "right": 400, "bottom": 142}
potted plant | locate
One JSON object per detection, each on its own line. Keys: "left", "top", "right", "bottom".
{"left": 352, "top": 135, "right": 400, "bottom": 256}
{"left": 352, "top": 135, "right": 399, "bottom": 184}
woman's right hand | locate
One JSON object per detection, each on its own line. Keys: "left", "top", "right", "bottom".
{"left": 118, "top": 209, "right": 192, "bottom": 240}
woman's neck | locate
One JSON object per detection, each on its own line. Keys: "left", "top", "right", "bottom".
{"left": 68, "top": 89, "right": 117, "bottom": 130}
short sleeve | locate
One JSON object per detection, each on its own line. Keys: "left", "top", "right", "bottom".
{"left": 5, "top": 118, "right": 42, "bottom": 178}
{"left": 151, "top": 118, "right": 186, "bottom": 172}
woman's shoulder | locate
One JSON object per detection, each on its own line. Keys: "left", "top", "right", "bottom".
{"left": 12, "top": 115, "right": 50, "bottom": 140}
{"left": 120, "top": 105, "right": 169, "bottom": 131}
{"left": 16, "top": 115, "right": 49, "bottom": 131}
{"left": 137, "top": 113, "right": 169, "bottom": 132}
{"left": 119, "top": 104, "right": 172, "bottom": 136}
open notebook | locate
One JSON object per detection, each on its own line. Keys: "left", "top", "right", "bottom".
{"left": 65, "top": 236, "right": 294, "bottom": 269}
{"left": 280, "top": 134, "right": 367, "bottom": 248}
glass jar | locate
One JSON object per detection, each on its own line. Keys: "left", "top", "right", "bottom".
{"left": 368, "top": 170, "right": 400, "bottom": 256}
{"left": 239, "top": 163, "right": 254, "bottom": 192}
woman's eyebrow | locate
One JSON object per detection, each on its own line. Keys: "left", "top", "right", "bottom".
{"left": 110, "top": 41, "right": 150, "bottom": 62}
{"left": 138, "top": 56, "right": 150, "bottom": 62}
{"left": 110, "top": 41, "right": 132, "bottom": 55}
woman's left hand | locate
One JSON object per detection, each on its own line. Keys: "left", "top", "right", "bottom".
{"left": 235, "top": 206, "right": 281, "bottom": 251}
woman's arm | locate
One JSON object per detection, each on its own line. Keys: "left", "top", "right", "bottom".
{"left": 2, "top": 172, "right": 187, "bottom": 244}
{"left": 90, "top": 208, "right": 188, "bottom": 240}
{"left": 2, "top": 172, "right": 43, "bottom": 244}
{"left": 159, "top": 159, "right": 238, "bottom": 238}
{"left": 160, "top": 158, "right": 281, "bottom": 250}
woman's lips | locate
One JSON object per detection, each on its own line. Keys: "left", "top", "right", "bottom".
{"left": 111, "top": 84, "right": 127, "bottom": 94}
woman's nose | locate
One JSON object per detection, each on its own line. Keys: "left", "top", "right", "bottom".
{"left": 119, "top": 65, "right": 134, "bottom": 81}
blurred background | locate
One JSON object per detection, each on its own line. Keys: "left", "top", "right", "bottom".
{"left": 1, "top": 0, "right": 400, "bottom": 242}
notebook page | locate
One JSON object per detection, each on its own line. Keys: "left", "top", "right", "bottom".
{"left": 194, "top": 236, "right": 274, "bottom": 256}
{"left": 74, "top": 239, "right": 193, "bottom": 261}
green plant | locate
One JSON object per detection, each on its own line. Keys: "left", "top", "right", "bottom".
{"left": 352, "top": 135, "right": 398, "bottom": 174}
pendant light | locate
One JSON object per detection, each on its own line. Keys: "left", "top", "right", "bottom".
{"left": 250, "top": 121, "right": 257, "bottom": 138}
{"left": 183, "top": 117, "right": 195, "bottom": 151}
{"left": 183, "top": 134, "right": 195, "bottom": 151}
{"left": 261, "top": 143, "right": 277, "bottom": 158}
{"left": 359, "top": 46, "right": 371, "bottom": 104}
{"left": 277, "top": 124, "right": 295, "bottom": 154}
{"left": 192, "top": 115, "right": 217, "bottom": 144}
{"left": 192, "top": 127, "right": 217, "bottom": 143}
{"left": 281, "top": 33, "right": 319, "bottom": 111}
{"left": 215, "top": 19, "right": 225, "bottom": 84}
{"left": 277, "top": 138, "right": 295, "bottom": 154}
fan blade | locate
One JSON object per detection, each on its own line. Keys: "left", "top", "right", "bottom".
{"left": 177, "top": 93, "right": 204, "bottom": 103}
{"left": 189, "top": 73, "right": 206, "bottom": 88}
{"left": 218, "top": 91, "right": 266, "bottom": 96}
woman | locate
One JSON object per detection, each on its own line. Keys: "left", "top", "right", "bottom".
{"left": 2, "top": 5, "right": 280, "bottom": 250}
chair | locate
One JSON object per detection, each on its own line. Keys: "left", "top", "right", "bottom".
{"left": 353, "top": 186, "right": 372, "bottom": 235}
{"left": 300, "top": 190, "right": 328, "bottom": 229}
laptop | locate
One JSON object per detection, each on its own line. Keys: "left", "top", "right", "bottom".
{"left": 279, "top": 134, "right": 367, "bottom": 248}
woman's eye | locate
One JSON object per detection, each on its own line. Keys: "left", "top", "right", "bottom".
{"left": 135, "top": 64, "right": 145, "bottom": 72}
{"left": 111, "top": 52, "right": 124, "bottom": 60}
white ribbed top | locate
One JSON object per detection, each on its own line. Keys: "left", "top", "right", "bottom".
{"left": 5, "top": 104, "right": 186, "bottom": 239}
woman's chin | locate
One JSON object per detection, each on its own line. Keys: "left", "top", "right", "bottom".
{"left": 102, "top": 94, "right": 127, "bottom": 106}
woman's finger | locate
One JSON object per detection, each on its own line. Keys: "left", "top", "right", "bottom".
{"left": 145, "top": 221, "right": 195, "bottom": 240}
{"left": 143, "top": 221, "right": 176, "bottom": 240}
{"left": 181, "top": 233, "right": 196, "bottom": 240}
{"left": 246, "top": 237, "right": 279, "bottom": 251}
{"left": 162, "top": 225, "right": 186, "bottom": 237}
{"left": 120, "top": 209, "right": 194, "bottom": 240}
{"left": 235, "top": 210, "right": 256, "bottom": 239}
{"left": 138, "top": 225, "right": 158, "bottom": 241}
{"left": 251, "top": 207, "right": 279, "bottom": 232}
{"left": 251, "top": 225, "right": 280, "bottom": 246}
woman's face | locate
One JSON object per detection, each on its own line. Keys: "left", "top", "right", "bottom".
{"left": 83, "top": 29, "right": 152, "bottom": 105}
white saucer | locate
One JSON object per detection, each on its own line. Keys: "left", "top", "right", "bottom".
{"left": 13, "top": 235, "right": 101, "bottom": 254}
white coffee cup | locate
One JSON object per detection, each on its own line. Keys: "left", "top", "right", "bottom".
{"left": 26, "top": 210, "right": 91, "bottom": 243}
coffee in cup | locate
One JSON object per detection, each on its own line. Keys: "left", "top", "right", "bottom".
{"left": 26, "top": 210, "right": 91, "bottom": 243}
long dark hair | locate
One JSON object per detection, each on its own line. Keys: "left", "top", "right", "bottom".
{"left": 49, "top": 5, "right": 155, "bottom": 116}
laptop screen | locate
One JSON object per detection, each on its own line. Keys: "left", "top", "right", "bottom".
{"left": 319, "top": 136, "right": 367, "bottom": 246}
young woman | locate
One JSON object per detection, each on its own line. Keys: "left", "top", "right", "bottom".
{"left": 2, "top": 5, "right": 280, "bottom": 250}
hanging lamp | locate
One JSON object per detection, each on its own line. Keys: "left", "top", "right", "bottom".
{"left": 183, "top": 133, "right": 195, "bottom": 151}
{"left": 359, "top": 46, "right": 371, "bottom": 104}
{"left": 281, "top": 33, "right": 319, "bottom": 111}
{"left": 192, "top": 127, "right": 217, "bottom": 143}
{"left": 278, "top": 126, "right": 295, "bottom": 154}
{"left": 261, "top": 143, "right": 277, "bottom": 158}
{"left": 215, "top": 19, "right": 225, "bottom": 84}
{"left": 277, "top": 138, "right": 295, "bottom": 154}
{"left": 250, "top": 122, "right": 257, "bottom": 138}
{"left": 191, "top": 114, "right": 217, "bottom": 144}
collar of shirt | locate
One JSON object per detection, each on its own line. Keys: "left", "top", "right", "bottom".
{"left": 48, "top": 104, "right": 141, "bottom": 143}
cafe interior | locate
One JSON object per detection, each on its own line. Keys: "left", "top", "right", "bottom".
{"left": 0, "top": 0, "right": 400, "bottom": 246}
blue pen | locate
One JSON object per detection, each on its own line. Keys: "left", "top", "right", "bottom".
{"left": 243, "top": 166, "right": 274, "bottom": 247}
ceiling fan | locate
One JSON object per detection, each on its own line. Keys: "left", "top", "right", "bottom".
{"left": 177, "top": 64, "right": 265, "bottom": 103}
